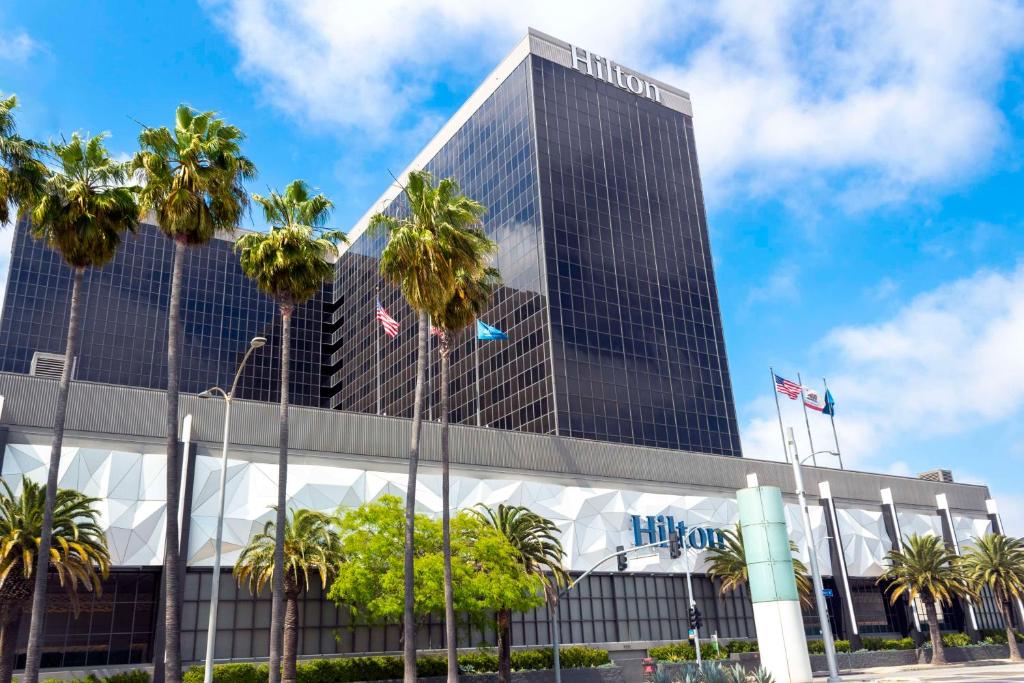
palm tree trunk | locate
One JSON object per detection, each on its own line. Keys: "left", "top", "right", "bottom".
{"left": 999, "top": 595, "right": 1021, "bottom": 661}
{"left": 282, "top": 589, "right": 300, "bottom": 683}
{"left": 269, "top": 305, "right": 293, "bottom": 683}
{"left": 439, "top": 332, "right": 457, "bottom": 683}
{"left": 924, "top": 599, "right": 945, "bottom": 665}
{"left": 163, "top": 238, "right": 186, "bottom": 683}
{"left": 21, "top": 266, "right": 85, "bottom": 683}
{"left": 403, "top": 310, "right": 429, "bottom": 683}
{"left": 496, "top": 608, "right": 512, "bottom": 683}
{"left": 0, "top": 609, "right": 22, "bottom": 683}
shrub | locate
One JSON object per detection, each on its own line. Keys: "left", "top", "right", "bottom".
{"left": 834, "top": 640, "right": 851, "bottom": 653}
{"left": 650, "top": 642, "right": 696, "bottom": 661}
{"left": 981, "top": 629, "right": 1024, "bottom": 644}
{"left": 942, "top": 632, "right": 972, "bottom": 648}
{"left": 560, "top": 646, "right": 610, "bottom": 668}
{"left": 459, "top": 651, "right": 500, "bottom": 674}
{"left": 184, "top": 664, "right": 267, "bottom": 683}
{"left": 192, "top": 648, "right": 609, "bottom": 683}
{"left": 512, "top": 649, "right": 552, "bottom": 671}
{"left": 106, "top": 672, "right": 150, "bottom": 683}
{"left": 880, "top": 637, "right": 916, "bottom": 651}
{"left": 725, "top": 639, "right": 758, "bottom": 654}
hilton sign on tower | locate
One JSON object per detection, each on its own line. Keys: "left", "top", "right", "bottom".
{"left": 569, "top": 44, "right": 663, "bottom": 103}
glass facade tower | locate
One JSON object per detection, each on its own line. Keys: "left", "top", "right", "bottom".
{"left": 0, "top": 221, "right": 326, "bottom": 406}
{"left": 330, "top": 29, "right": 741, "bottom": 455}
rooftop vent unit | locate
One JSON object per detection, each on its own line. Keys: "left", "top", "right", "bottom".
{"left": 918, "top": 469, "right": 954, "bottom": 483}
{"left": 30, "top": 352, "right": 69, "bottom": 380}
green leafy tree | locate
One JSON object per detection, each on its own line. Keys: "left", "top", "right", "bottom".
{"left": 0, "top": 479, "right": 111, "bottom": 683}
{"left": 471, "top": 504, "right": 568, "bottom": 683}
{"left": 705, "top": 524, "right": 813, "bottom": 608}
{"left": 0, "top": 93, "right": 45, "bottom": 225}
{"left": 236, "top": 179, "right": 344, "bottom": 678}
{"left": 432, "top": 262, "right": 499, "bottom": 683}
{"left": 234, "top": 508, "right": 342, "bottom": 683}
{"left": 878, "top": 533, "right": 968, "bottom": 665}
{"left": 133, "top": 105, "right": 255, "bottom": 683}
{"left": 961, "top": 533, "right": 1024, "bottom": 661}
{"left": 327, "top": 495, "right": 447, "bottom": 624}
{"left": 327, "top": 495, "right": 548, "bottom": 657}
{"left": 369, "top": 170, "right": 490, "bottom": 682}
{"left": 19, "top": 133, "right": 138, "bottom": 683}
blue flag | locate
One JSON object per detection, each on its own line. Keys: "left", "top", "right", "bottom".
{"left": 822, "top": 389, "right": 836, "bottom": 417}
{"left": 476, "top": 320, "right": 508, "bottom": 341}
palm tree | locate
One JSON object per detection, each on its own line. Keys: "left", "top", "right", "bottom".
{"left": 961, "top": 533, "right": 1024, "bottom": 661}
{"left": 19, "top": 133, "right": 138, "bottom": 683}
{"left": 471, "top": 504, "right": 568, "bottom": 683}
{"left": 133, "top": 105, "right": 255, "bottom": 683}
{"left": 234, "top": 508, "right": 341, "bottom": 683}
{"left": 236, "top": 179, "right": 344, "bottom": 679}
{"left": 878, "top": 533, "right": 969, "bottom": 665}
{"left": 369, "top": 170, "right": 489, "bottom": 682}
{"left": 432, "top": 263, "right": 499, "bottom": 683}
{"left": 0, "top": 479, "right": 111, "bottom": 683}
{"left": 0, "top": 93, "right": 45, "bottom": 225}
{"left": 705, "top": 524, "right": 813, "bottom": 608}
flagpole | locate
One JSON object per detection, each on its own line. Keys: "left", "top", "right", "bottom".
{"left": 376, "top": 288, "right": 382, "bottom": 416}
{"left": 475, "top": 321, "right": 482, "bottom": 427}
{"left": 823, "top": 377, "right": 844, "bottom": 470}
{"left": 797, "top": 371, "right": 817, "bottom": 466}
{"left": 769, "top": 367, "right": 790, "bottom": 463}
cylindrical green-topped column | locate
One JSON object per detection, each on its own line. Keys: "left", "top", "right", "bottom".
{"left": 737, "top": 484, "right": 812, "bottom": 683}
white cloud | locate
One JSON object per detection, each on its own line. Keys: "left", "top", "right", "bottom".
{"left": 0, "top": 222, "right": 14, "bottom": 311}
{"left": 0, "top": 29, "right": 36, "bottom": 63}
{"left": 741, "top": 262, "right": 1024, "bottom": 531}
{"left": 204, "top": 0, "right": 1024, "bottom": 202}
{"left": 746, "top": 266, "right": 799, "bottom": 307}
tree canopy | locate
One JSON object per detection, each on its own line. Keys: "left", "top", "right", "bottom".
{"left": 326, "top": 496, "right": 545, "bottom": 626}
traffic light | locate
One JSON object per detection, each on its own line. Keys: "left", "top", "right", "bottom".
{"left": 688, "top": 606, "right": 703, "bottom": 631}
{"left": 616, "top": 545, "right": 628, "bottom": 572}
{"left": 669, "top": 531, "right": 682, "bottom": 559}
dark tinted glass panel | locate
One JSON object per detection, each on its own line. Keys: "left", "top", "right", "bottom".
{"left": 531, "top": 55, "right": 741, "bottom": 455}
{"left": 0, "top": 222, "right": 326, "bottom": 407}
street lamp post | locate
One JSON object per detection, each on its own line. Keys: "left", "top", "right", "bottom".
{"left": 198, "top": 336, "right": 266, "bottom": 683}
{"left": 788, "top": 427, "right": 842, "bottom": 683}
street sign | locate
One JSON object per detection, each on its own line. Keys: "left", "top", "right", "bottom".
{"left": 822, "top": 588, "right": 834, "bottom": 598}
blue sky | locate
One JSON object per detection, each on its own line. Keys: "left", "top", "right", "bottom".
{"left": 3, "top": 2, "right": 1024, "bottom": 532}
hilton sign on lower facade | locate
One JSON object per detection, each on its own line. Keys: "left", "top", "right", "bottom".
{"left": 631, "top": 514, "right": 727, "bottom": 550}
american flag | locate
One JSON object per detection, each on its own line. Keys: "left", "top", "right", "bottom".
{"left": 376, "top": 299, "right": 400, "bottom": 338}
{"left": 774, "top": 373, "right": 801, "bottom": 400}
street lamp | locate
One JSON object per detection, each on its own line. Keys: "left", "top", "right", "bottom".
{"left": 788, "top": 427, "right": 842, "bottom": 683}
{"left": 198, "top": 336, "right": 266, "bottom": 683}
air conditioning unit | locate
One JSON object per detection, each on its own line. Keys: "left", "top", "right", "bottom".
{"left": 30, "top": 352, "right": 71, "bottom": 380}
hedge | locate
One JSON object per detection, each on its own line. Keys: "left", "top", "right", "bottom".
{"left": 647, "top": 642, "right": 728, "bottom": 661}
{"left": 981, "top": 629, "right": 1024, "bottom": 644}
{"left": 183, "top": 647, "right": 610, "bottom": 683}
{"left": 43, "top": 673, "right": 151, "bottom": 683}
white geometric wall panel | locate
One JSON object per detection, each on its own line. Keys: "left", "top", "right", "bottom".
{"left": 4, "top": 440, "right": 965, "bottom": 579}
{"left": 2, "top": 443, "right": 167, "bottom": 565}
{"left": 785, "top": 503, "right": 832, "bottom": 576}
{"left": 952, "top": 515, "right": 992, "bottom": 551}
{"left": 897, "top": 510, "right": 943, "bottom": 540}
{"left": 836, "top": 507, "right": 889, "bottom": 577}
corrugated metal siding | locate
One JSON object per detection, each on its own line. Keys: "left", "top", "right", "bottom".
{"left": 0, "top": 372, "right": 990, "bottom": 512}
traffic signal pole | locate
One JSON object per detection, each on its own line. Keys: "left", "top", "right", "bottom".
{"left": 552, "top": 539, "right": 668, "bottom": 683}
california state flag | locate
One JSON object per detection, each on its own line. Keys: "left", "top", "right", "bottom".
{"left": 803, "top": 387, "right": 825, "bottom": 412}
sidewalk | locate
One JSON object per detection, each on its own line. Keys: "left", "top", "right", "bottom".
{"left": 813, "top": 659, "right": 1024, "bottom": 682}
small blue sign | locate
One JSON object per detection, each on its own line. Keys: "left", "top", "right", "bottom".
{"left": 822, "top": 588, "right": 834, "bottom": 598}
